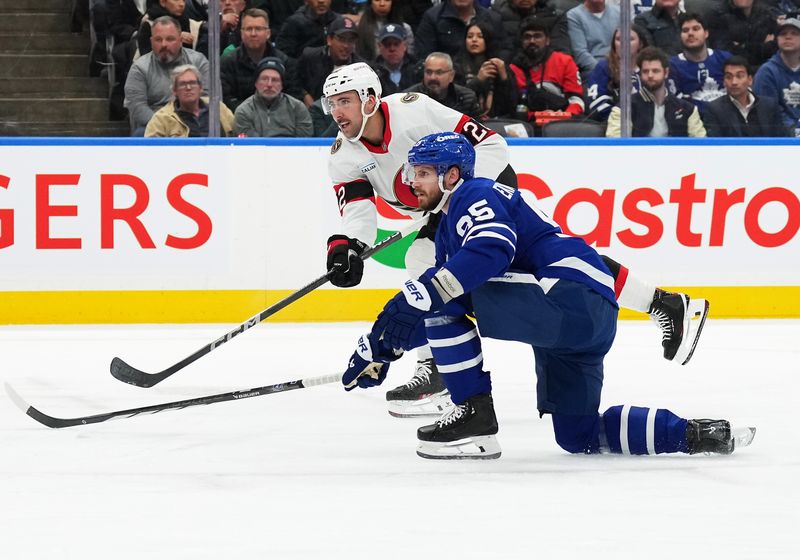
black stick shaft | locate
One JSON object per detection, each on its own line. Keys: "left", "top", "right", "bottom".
{"left": 111, "top": 222, "right": 421, "bottom": 388}
{"left": 5, "top": 373, "right": 342, "bottom": 429}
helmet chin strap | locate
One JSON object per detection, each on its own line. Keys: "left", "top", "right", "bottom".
{"left": 430, "top": 177, "right": 463, "bottom": 214}
{"left": 346, "top": 96, "right": 380, "bottom": 143}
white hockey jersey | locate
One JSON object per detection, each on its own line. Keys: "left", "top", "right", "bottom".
{"left": 327, "top": 92, "right": 509, "bottom": 244}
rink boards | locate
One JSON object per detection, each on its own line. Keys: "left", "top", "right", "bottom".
{"left": 0, "top": 137, "right": 798, "bottom": 323}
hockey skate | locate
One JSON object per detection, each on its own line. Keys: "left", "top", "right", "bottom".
{"left": 686, "top": 419, "right": 756, "bottom": 455}
{"left": 416, "top": 393, "right": 501, "bottom": 460}
{"left": 385, "top": 358, "right": 452, "bottom": 418}
{"left": 649, "top": 289, "right": 710, "bottom": 365}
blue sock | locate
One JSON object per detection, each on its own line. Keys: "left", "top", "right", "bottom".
{"left": 601, "top": 406, "right": 689, "bottom": 454}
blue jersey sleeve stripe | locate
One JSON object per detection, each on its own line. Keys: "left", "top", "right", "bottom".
{"left": 546, "top": 256, "right": 615, "bottom": 292}
{"left": 464, "top": 231, "right": 517, "bottom": 252}
{"left": 461, "top": 222, "right": 517, "bottom": 245}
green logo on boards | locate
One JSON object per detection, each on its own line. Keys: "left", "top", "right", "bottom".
{"left": 371, "top": 228, "right": 418, "bottom": 269}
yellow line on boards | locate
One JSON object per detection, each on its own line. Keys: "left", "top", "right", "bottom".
{"left": 0, "top": 287, "right": 798, "bottom": 324}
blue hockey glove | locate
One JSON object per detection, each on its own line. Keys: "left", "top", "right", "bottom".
{"left": 342, "top": 332, "right": 402, "bottom": 391}
{"left": 374, "top": 278, "right": 444, "bottom": 351}
{"left": 327, "top": 235, "right": 368, "bottom": 288}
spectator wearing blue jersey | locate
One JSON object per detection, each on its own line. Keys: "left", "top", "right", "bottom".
{"left": 566, "top": 0, "right": 620, "bottom": 78}
{"left": 340, "top": 132, "right": 755, "bottom": 460}
{"left": 586, "top": 24, "right": 650, "bottom": 121}
{"left": 669, "top": 13, "right": 731, "bottom": 112}
{"left": 753, "top": 17, "right": 800, "bottom": 135}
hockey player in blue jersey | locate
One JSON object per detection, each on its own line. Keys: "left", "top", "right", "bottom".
{"left": 341, "top": 132, "right": 756, "bottom": 460}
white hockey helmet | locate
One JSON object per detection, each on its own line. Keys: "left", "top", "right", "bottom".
{"left": 321, "top": 62, "right": 382, "bottom": 115}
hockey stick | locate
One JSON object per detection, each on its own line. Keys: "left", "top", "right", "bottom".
{"left": 5, "top": 372, "right": 342, "bottom": 429}
{"left": 110, "top": 219, "right": 424, "bottom": 388}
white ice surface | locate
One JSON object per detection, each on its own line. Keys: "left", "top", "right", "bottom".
{"left": 0, "top": 320, "right": 798, "bottom": 559}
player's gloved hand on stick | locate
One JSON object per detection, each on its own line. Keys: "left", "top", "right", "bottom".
{"left": 326, "top": 235, "right": 368, "bottom": 287}
{"left": 374, "top": 278, "right": 444, "bottom": 351}
{"left": 342, "top": 332, "right": 402, "bottom": 391}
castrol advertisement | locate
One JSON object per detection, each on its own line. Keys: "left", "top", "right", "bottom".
{"left": 0, "top": 138, "right": 797, "bottom": 322}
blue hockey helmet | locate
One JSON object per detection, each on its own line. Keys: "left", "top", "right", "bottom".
{"left": 406, "top": 132, "right": 476, "bottom": 180}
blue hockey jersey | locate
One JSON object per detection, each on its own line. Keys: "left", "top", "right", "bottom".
{"left": 669, "top": 49, "right": 731, "bottom": 112}
{"left": 433, "top": 178, "right": 618, "bottom": 306}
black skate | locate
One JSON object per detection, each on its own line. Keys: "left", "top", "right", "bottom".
{"left": 385, "top": 358, "right": 452, "bottom": 418}
{"left": 686, "top": 419, "right": 756, "bottom": 455}
{"left": 416, "top": 393, "right": 501, "bottom": 460}
{"left": 649, "top": 289, "right": 710, "bottom": 365}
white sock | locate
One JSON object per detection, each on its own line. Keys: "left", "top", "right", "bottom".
{"left": 417, "top": 344, "right": 433, "bottom": 361}
{"left": 617, "top": 270, "right": 657, "bottom": 313}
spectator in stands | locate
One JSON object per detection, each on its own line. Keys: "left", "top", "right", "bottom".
{"left": 456, "top": 22, "right": 517, "bottom": 117}
{"left": 221, "top": 8, "right": 298, "bottom": 111}
{"left": 193, "top": 0, "right": 248, "bottom": 57}
{"left": 586, "top": 24, "right": 650, "bottom": 122}
{"left": 508, "top": 18, "right": 584, "bottom": 120}
{"left": 566, "top": 0, "right": 620, "bottom": 78}
{"left": 703, "top": 55, "right": 790, "bottom": 135}
{"left": 405, "top": 52, "right": 483, "bottom": 117}
{"left": 670, "top": 13, "right": 731, "bottom": 111}
{"left": 125, "top": 16, "right": 210, "bottom": 135}
{"left": 250, "top": 0, "right": 303, "bottom": 33}
{"left": 415, "top": 0, "right": 511, "bottom": 61}
{"left": 145, "top": 64, "right": 235, "bottom": 136}
{"left": 276, "top": 0, "right": 341, "bottom": 59}
{"left": 107, "top": 0, "right": 147, "bottom": 119}
{"left": 298, "top": 16, "right": 363, "bottom": 106}
{"left": 492, "top": 0, "right": 571, "bottom": 54}
{"left": 372, "top": 23, "right": 419, "bottom": 95}
{"left": 754, "top": 17, "right": 800, "bottom": 135}
{"left": 234, "top": 57, "right": 314, "bottom": 137}
{"left": 707, "top": 0, "right": 778, "bottom": 68}
{"left": 607, "top": 46, "right": 706, "bottom": 136}
{"left": 138, "top": 0, "right": 203, "bottom": 57}
{"left": 356, "top": 0, "right": 415, "bottom": 62}
{"left": 634, "top": 0, "right": 684, "bottom": 56}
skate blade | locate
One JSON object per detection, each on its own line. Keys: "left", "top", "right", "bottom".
{"left": 387, "top": 390, "right": 453, "bottom": 418}
{"left": 732, "top": 427, "right": 756, "bottom": 451}
{"left": 416, "top": 435, "right": 501, "bottom": 460}
{"left": 675, "top": 298, "right": 710, "bottom": 365}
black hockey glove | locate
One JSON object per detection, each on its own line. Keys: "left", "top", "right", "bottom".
{"left": 326, "top": 235, "right": 368, "bottom": 287}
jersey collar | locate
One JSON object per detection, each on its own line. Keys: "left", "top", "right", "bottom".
{"left": 359, "top": 101, "right": 392, "bottom": 154}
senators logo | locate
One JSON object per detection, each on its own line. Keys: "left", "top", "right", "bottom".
{"left": 400, "top": 92, "right": 419, "bottom": 104}
{"left": 330, "top": 138, "right": 342, "bottom": 154}
{"left": 392, "top": 167, "right": 419, "bottom": 210}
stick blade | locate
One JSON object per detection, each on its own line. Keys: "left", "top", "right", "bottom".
{"left": 4, "top": 382, "right": 74, "bottom": 429}
{"left": 110, "top": 357, "right": 161, "bottom": 388}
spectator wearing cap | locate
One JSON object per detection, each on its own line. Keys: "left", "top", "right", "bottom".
{"left": 276, "top": 0, "right": 342, "bottom": 59}
{"left": 404, "top": 52, "right": 483, "bottom": 117}
{"left": 372, "top": 23, "right": 419, "bottom": 94}
{"left": 356, "top": 0, "right": 416, "bottom": 63}
{"left": 145, "top": 64, "right": 235, "bottom": 137}
{"left": 416, "top": 0, "right": 512, "bottom": 61}
{"left": 298, "top": 16, "right": 365, "bottom": 106}
{"left": 754, "top": 17, "right": 800, "bottom": 135}
{"left": 703, "top": 55, "right": 790, "bottom": 136}
{"left": 221, "top": 8, "right": 300, "bottom": 111}
{"left": 234, "top": 57, "right": 314, "bottom": 137}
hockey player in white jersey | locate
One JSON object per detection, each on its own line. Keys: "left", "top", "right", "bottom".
{"left": 322, "top": 62, "right": 709, "bottom": 418}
